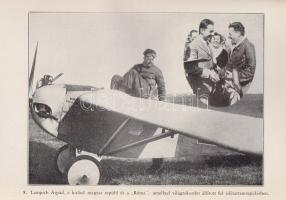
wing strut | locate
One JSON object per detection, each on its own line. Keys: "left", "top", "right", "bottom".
{"left": 98, "top": 118, "right": 130, "bottom": 155}
{"left": 104, "top": 130, "right": 176, "bottom": 156}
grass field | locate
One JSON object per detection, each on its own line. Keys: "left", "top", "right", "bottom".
{"left": 29, "top": 93, "right": 263, "bottom": 185}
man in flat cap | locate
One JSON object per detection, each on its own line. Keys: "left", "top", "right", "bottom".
{"left": 111, "top": 48, "right": 166, "bottom": 101}
{"left": 111, "top": 48, "right": 166, "bottom": 173}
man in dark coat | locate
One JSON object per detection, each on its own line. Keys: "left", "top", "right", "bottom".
{"left": 111, "top": 48, "right": 166, "bottom": 173}
{"left": 111, "top": 48, "right": 166, "bottom": 101}
{"left": 227, "top": 22, "right": 256, "bottom": 95}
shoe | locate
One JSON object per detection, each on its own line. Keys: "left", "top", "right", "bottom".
{"left": 146, "top": 158, "right": 164, "bottom": 174}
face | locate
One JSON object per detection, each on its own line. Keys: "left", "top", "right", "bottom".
{"left": 143, "top": 53, "right": 156, "bottom": 67}
{"left": 228, "top": 27, "right": 241, "bottom": 45}
{"left": 187, "top": 33, "right": 192, "bottom": 42}
{"left": 201, "top": 24, "right": 214, "bottom": 41}
{"left": 48, "top": 76, "right": 53, "bottom": 82}
{"left": 211, "top": 35, "right": 221, "bottom": 49}
{"left": 191, "top": 32, "right": 198, "bottom": 41}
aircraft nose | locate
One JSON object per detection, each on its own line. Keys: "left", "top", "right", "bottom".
{"left": 33, "top": 103, "right": 52, "bottom": 118}
{"left": 33, "top": 102, "right": 58, "bottom": 120}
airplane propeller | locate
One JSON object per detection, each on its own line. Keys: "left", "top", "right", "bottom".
{"left": 52, "top": 73, "right": 63, "bottom": 83}
{"left": 29, "top": 42, "right": 38, "bottom": 99}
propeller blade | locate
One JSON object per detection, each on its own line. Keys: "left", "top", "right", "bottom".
{"left": 29, "top": 42, "right": 38, "bottom": 97}
{"left": 52, "top": 73, "right": 63, "bottom": 82}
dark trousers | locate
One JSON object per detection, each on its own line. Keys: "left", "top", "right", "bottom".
{"left": 111, "top": 69, "right": 155, "bottom": 99}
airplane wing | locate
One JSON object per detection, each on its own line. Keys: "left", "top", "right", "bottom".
{"left": 69, "top": 89, "right": 262, "bottom": 155}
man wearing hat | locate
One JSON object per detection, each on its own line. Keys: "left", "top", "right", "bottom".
{"left": 111, "top": 48, "right": 166, "bottom": 173}
{"left": 111, "top": 48, "right": 166, "bottom": 101}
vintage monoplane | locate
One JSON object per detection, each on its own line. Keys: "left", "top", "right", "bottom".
{"left": 29, "top": 44, "right": 263, "bottom": 185}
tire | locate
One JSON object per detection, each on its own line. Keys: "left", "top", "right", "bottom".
{"left": 67, "top": 155, "right": 102, "bottom": 185}
{"left": 55, "top": 144, "right": 76, "bottom": 174}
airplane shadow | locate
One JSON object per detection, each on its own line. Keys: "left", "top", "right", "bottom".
{"left": 29, "top": 141, "right": 262, "bottom": 185}
{"left": 101, "top": 154, "right": 262, "bottom": 185}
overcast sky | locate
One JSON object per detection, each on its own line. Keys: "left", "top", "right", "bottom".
{"left": 29, "top": 13, "right": 263, "bottom": 94}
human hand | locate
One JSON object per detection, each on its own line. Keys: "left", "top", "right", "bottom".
{"left": 232, "top": 69, "right": 240, "bottom": 90}
{"left": 209, "top": 70, "right": 220, "bottom": 82}
{"left": 225, "top": 70, "right": 233, "bottom": 79}
{"left": 234, "top": 82, "right": 241, "bottom": 91}
{"left": 217, "top": 67, "right": 226, "bottom": 79}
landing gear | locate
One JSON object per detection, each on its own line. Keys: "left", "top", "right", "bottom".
{"left": 67, "top": 155, "right": 102, "bottom": 185}
{"left": 55, "top": 144, "right": 76, "bottom": 174}
{"left": 55, "top": 145, "right": 103, "bottom": 185}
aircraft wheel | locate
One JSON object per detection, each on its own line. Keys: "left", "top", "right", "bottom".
{"left": 55, "top": 144, "right": 76, "bottom": 174}
{"left": 67, "top": 155, "right": 102, "bottom": 185}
